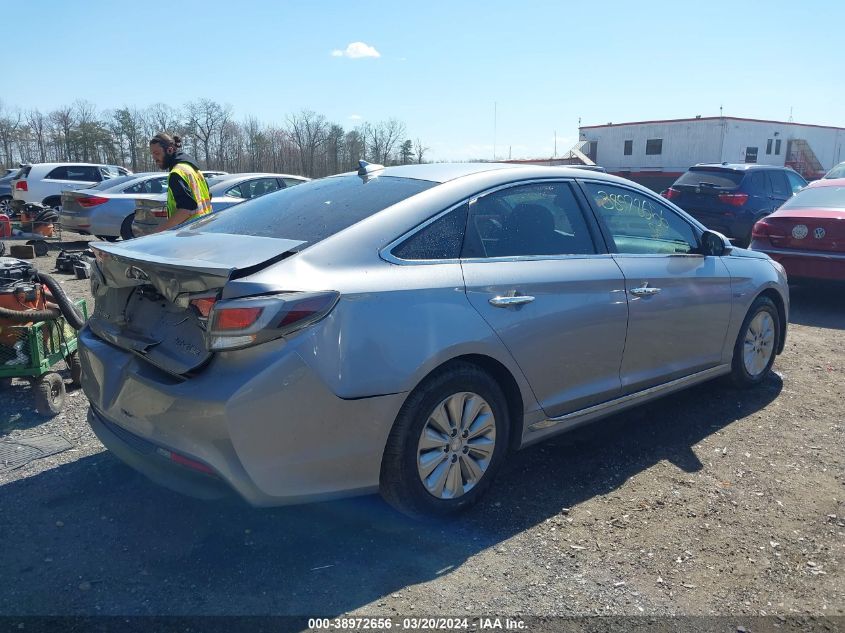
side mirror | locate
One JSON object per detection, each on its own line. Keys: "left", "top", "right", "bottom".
{"left": 700, "top": 230, "right": 732, "bottom": 257}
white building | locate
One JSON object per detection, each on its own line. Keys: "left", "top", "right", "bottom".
{"left": 579, "top": 116, "right": 845, "bottom": 191}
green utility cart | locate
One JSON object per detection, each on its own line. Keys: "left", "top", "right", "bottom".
{"left": 0, "top": 299, "right": 88, "bottom": 416}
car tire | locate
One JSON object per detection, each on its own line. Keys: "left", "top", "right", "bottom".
{"left": 120, "top": 214, "right": 135, "bottom": 240}
{"left": 380, "top": 362, "right": 510, "bottom": 519}
{"left": 0, "top": 195, "right": 12, "bottom": 215}
{"left": 730, "top": 295, "right": 780, "bottom": 388}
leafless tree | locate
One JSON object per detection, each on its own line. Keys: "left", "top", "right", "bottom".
{"left": 25, "top": 109, "right": 47, "bottom": 163}
{"left": 367, "top": 118, "right": 406, "bottom": 164}
{"left": 185, "top": 98, "right": 231, "bottom": 168}
{"left": 414, "top": 137, "right": 430, "bottom": 164}
{"left": 287, "top": 110, "right": 328, "bottom": 177}
{"left": 0, "top": 98, "right": 428, "bottom": 176}
{"left": 0, "top": 101, "right": 22, "bottom": 167}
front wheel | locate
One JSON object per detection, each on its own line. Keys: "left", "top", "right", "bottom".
{"left": 380, "top": 362, "right": 510, "bottom": 519}
{"left": 730, "top": 296, "right": 780, "bottom": 387}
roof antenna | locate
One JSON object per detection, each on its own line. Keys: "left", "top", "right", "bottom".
{"left": 788, "top": 106, "right": 794, "bottom": 123}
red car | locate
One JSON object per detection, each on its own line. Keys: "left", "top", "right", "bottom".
{"left": 750, "top": 178, "right": 845, "bottom": 281}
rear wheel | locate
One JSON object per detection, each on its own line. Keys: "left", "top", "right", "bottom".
{"left": 33, "top": 372, "right": 66, "bottom": 417}
{"left": 0, "top": 195, "right": 12, "bottom": 215}
{"left": 380, "top": 362, "right": 510, "bottom": 518}
{"left": 730, "top": 296, "right": 780, "bottom": 387}
{"left": 120, "top": 214, "right": 135, "bottom": 240}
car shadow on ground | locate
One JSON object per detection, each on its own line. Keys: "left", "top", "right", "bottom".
{"left": 788, "top": 281, "right": 845, "bottom": 330}
{"left": 0, "top": 375, "right": 781, "bottom": 616}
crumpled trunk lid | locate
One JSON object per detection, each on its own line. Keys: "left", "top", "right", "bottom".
{"left": 88, "top": 231, "right": 303, "bottom": 375}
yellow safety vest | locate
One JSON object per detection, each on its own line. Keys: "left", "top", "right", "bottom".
{"left": 167, "top": 162, "right": 212, "bottom": 223}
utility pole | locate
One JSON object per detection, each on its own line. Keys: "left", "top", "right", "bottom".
{"left": 493, "top": 102, "right": 497, "bottom": 161}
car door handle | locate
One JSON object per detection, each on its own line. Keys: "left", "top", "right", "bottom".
{"left": 489, "top": 295, "right": 535, "bottom": 307}
{"left": 630, "top": 284, "right": 661, "bottom": 297}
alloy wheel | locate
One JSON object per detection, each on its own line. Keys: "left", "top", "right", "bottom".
{"left": 416, "top": 391, "right": 496, "bottom": 500}
{"left": 743, "top": 311, "right": 775, "bottom": 377}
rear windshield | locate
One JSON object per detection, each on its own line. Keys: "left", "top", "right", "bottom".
{"left": 190, "top": 174, "right": 436, "bottom": 246}
{"left": 780, "top": 185, "right": 845, "bottom": 210}
{"left": 674, "top": 168, "right": 744, "bottom": 189}
{"left": 91, "top": 174, "right": 140, "bottom": 191}
{"left": 824, "top": 163, "right": 845, "bottom": 179}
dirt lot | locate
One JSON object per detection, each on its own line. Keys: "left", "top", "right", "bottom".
{"left": 0, "top": 234, "right": 842, "bottom": 619}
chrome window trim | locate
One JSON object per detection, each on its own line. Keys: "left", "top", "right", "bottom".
{"left": 381, "top": 178, "right": 599, "bottom": 266}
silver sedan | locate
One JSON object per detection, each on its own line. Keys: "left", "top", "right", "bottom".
{"left": 80, "top": 163, "right": 789, "bottom": 518}
{"left": 60, "top": 173, "right": 167, "bottom": 240}
{"left": 131, "top": 173, "right": 309, "bottom": 237}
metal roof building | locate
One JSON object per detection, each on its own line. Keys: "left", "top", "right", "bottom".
{"left": 578, "top": 116, "right": 845, "bottom": 191}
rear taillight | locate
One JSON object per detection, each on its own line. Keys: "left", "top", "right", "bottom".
{"left": 152, "top": 208, "right": 169, "bottom": 218}
{"left": 718, "top": 192, "right": 749, "bottom": 207}
{"left": 751, "top": 219, "right": 771, "bottom": 239}
{"left": 15, "top": 181, "right": 27, "bottom": 191}
{"left": 205, "top": 291, "right": 340, "bottom": 351}
{"left": 77, "top": 196, "right": 108, "bottom": 208}
{"left": 662, "top": 187, "right": 680, "bottom": 201}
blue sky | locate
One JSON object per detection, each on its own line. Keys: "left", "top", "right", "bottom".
{"left": 4, "top": 0, "right": 842, "bottom": 161}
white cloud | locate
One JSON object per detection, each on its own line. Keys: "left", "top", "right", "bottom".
{"left": 331, "top": 42, "right": 381, "bottom": 59}
{"left": 349, "top": 114, "right": 363, "bottom": 121}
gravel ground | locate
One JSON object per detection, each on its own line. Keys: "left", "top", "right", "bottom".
{"left": 0, "top": 233, "right": 842, "bottom": 618}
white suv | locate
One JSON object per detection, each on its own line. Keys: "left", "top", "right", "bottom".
{"left": 11, "top": 163, "right": 131, "bottom": 210}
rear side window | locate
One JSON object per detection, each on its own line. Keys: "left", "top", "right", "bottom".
{"left": 392, "top": 204, "right": 468, "bottom": 260}
{"left": 768, "top": 171, "right": 790, "bottom": 197}
{"left": 675, "top": 169, "right": 743, "bottom": 189}
{"left": 750, "top": 171, "right": 770, "bottom": 194}
{"left": 191, "top": 175, "right": 436, "bottom": 247}
{"left": 48, "top": 166, "right": 101, "bottom": 181}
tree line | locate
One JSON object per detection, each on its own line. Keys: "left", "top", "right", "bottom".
{"left": 0, "top": 99, "right": 430, "bottom": 177}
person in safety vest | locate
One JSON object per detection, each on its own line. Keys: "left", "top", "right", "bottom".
{"left": 148, "top": 132, "right": 212, "bottom": 232}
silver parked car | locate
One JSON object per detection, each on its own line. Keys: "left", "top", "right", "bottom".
{"left": 60, "top": 173, "right": 168, "bottom": 240}
{"left": 131, "top": 172, "right": 309, "bottom": 237}
{"left": 79, "top": 163, "right": 789, "bottom": 518}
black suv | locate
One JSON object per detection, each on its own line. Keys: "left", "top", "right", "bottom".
{"left": 663, "top": 163, "right": 807, "bottom": 246}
